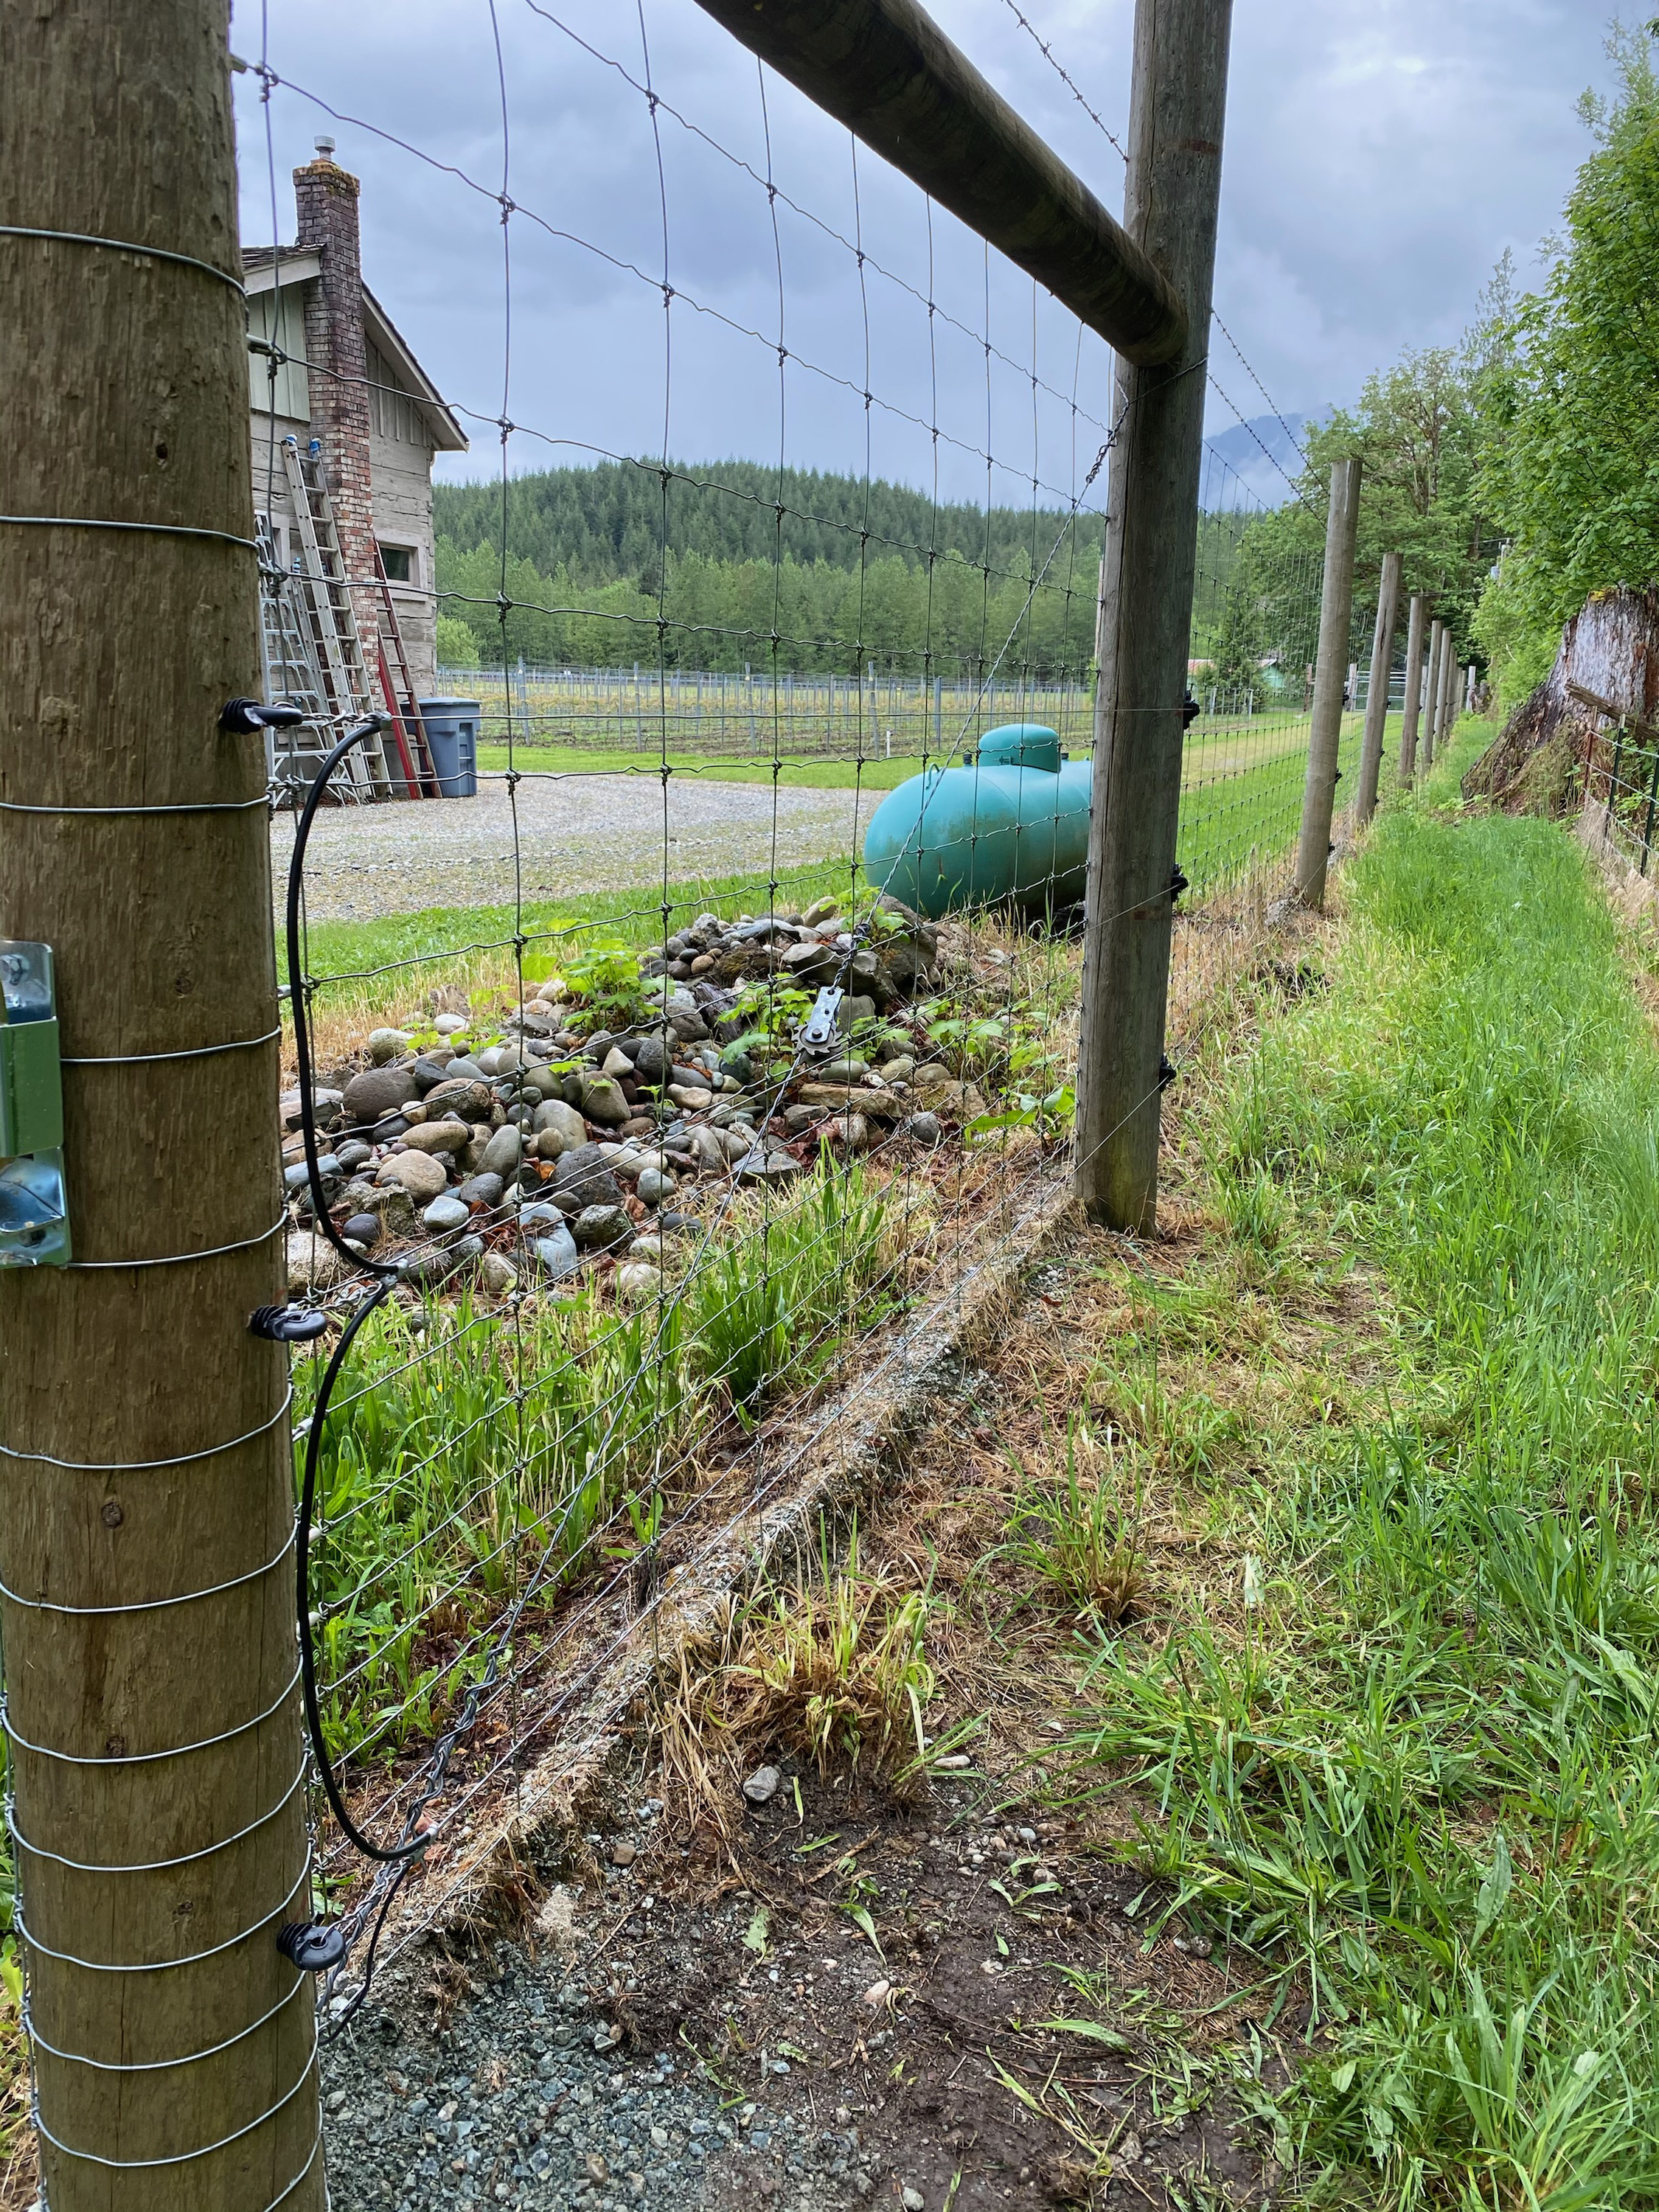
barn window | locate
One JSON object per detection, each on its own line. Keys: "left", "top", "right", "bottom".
{"left": 379, "top": 544, "right": 414, "bottom": 583}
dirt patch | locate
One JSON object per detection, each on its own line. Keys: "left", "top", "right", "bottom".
{"left": 322, "top": 1137, "right": 1400, "bottom": 2211}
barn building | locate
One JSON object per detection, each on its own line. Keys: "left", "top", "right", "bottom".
{"left": 243, "top": 139, "right": 465, "bottom": 692}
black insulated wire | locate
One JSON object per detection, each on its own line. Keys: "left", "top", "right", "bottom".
{"left": 282, "top": 714, "right": 432, "bottom": 1871}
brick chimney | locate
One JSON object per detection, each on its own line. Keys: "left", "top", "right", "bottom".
{"left": 293, "top": 139, "right": 377, "bottom": 638}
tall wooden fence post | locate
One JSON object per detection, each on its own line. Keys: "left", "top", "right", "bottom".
{"left": 1293, "top": 456, "right": 1363, "bottom": 909}
{"left": 1439, "top": 641, "right": 1458, "bottom": 745}
{"left": 1074, "top": 0, "right": 1234, "bottom": 1232}
{"left": 1422, "top": 618, "right": 1446, "bottom": 768}
{"left": 1397, "top": 591, "right": 1428, "bottom": 787}
{"left": 1, "top": 3, "right": 324, "bottom": 2205}
{"left": 1355, "top": 549, "right": 1402, "bottom": 825}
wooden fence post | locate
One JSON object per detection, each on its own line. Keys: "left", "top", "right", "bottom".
{"left": 1422, "top": 618, "right": 1446, "bottom": 768}
{"left": 1293, "top": 456, "right": 1363, "bottom": 908}
{"left": 0, "top": 3, "right": 324, "bottom": 2205}
{"left": 1397, "top": 592, "right": 1428, "bottom": 787}
{"left": 1356, "top": 549, "right": 1402, "bottom": 825}
{"left": 1074, "top": 0, "right": 1234, "bottom": 1232}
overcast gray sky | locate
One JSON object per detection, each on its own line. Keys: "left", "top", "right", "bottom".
{"left": 233, "top": 0, "right": 1618, "bottom": 515}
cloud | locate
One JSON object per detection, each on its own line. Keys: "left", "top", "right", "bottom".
{"left": 233, "top": 0, "right": 1618, "bottom": 511}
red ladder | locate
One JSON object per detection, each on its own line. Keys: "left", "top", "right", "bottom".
{"left": 369, "top": 546, "right": 441, "bottom": 799}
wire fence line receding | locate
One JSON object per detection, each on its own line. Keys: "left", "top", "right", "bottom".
{"left": 257, "top": 0, "right": 1343, "bottom": 2030}
{"left": 0, "top": 3, "right": 1358, "bottom": 2201}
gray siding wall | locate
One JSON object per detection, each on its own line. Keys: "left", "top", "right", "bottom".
{"left": 245, "top": 314, "right": 441, "bottom": 694}
{"left": 366, "top": 336, "right": 438, "bottom": 690}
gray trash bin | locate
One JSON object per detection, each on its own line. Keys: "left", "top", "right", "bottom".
{"left": 417, "top": 698, "right": 480, "bottom": 799}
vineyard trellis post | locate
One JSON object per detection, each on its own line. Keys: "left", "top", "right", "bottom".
{"left": 0, "top": 2, "right": 324, "bottom": 2205}
{"left": 1293, "top": 455, "right": 1363, "bottom": 910}
{"left": 1398, "top": 590, "right": 1429, "bottom": 785}
{"left": 1356, "top": 548, "right": 1402, "bottom": 825}
{"left": 1074, "top": 0, "right": 1235, "bottom": 1233}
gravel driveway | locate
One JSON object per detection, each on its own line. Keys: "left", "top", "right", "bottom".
{"left": 272, "top": 773, "right": 883, "bottom": 922}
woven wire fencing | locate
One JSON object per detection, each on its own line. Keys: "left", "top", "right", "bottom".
{"left": 1169, "top": 440, "right": 1331, "bottom": 1030}
{"left": 1583, "top": 714, "right": 1659, "bottom": 875}
{"left": 436, "top": 664, "right": 1096, "bottom": 763}
{"left": 246, "top": 2, "right": 1336, "bottom": 2017}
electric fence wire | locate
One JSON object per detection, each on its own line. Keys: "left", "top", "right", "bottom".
{"left": 0, "top": 21, "right": 1355, "bottom": 2198}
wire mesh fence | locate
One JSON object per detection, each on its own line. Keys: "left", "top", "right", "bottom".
{"left": 436, "top": 664, "right": 1096, "bottom": 764}
{"left": 0, "top": 4, "right": 1431, "bottom": 2205}
{"left": 1581, "top": 709, "right": 1659, "bottom": 876}
{"left": 247, "top": 0, "right": 1343, "bottom": 2034}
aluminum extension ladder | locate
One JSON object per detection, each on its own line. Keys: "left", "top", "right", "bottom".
{"left": 279, "top": 435, "right": 399, "bottom": 800}
{"left": 255, "top": 510, "right": 342, "bottom": 801}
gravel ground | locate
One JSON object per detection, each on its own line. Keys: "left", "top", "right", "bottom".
{"left": 272, "top": 775, "right": 883, "bottom": 922}
{"left": 318, "top": 1924, "right": 870, "bottom": 2212}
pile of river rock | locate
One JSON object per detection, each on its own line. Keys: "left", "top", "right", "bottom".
{"left": 284, "top": 896, "right": 987, "bottom": 1306}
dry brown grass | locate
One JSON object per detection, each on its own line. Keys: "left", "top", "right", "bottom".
{"left": 658, "top": 1539, "right": 947, "bottom": 1839}
{"left": 0, "top": 2105, "right": 34, "bottom": 2212}
{"left": 288, "top": 966, "right": 512, "bottom": 1085}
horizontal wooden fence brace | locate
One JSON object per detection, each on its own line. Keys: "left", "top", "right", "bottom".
{"left": 691, "top": 0, "right": 1189, "bottom": 365}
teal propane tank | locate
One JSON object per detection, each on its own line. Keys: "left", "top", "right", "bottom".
{"left": 861, "top": 724, "right": 1091, "bottom": 919}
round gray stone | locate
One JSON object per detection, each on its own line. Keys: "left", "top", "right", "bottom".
{"left": 480, "top": 1124, "right": 523, "bottom": 1178}
{"left": 422, "top": 1077, "right": 493, "bottom": 1123}
{"left": 577, "top": 1074, "right": 630, "bottom": 1127}
{"left": 341, "top": 1065, "right": 419, "bottom": 1127}
{"left": 532, "top": 1098, "right": 588, "bottom": 1152}
{"left": 571, "top": 1204, "right": 633, "bottom": 1251}
{"left": 410, "top": 1056, "right": 451, "bottom": 1094}
{"left": 554, "top": 1144, "right": 625, "bottom": 1211}
{"left": 532, "top": 1225, "right": 581, "bottom": 1281}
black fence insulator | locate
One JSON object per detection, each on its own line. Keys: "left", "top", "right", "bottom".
{"left": 1169, "top": 864, "right": 1189, "bottom": 902}
{"left": 1158, "top": 1054, "right": 1178, "bottom": 1091}
{"left": 248, "top": 1304, "right": 330, "bottom": 1343}
{"left": 277, "top": 1920, "right": 348, "bottom": 1972}
{"left": 220, "top": 698, "right": 308, "bottom": 735}
{"left": 1182, "top": 692, "right": 1200, "bottom": 728}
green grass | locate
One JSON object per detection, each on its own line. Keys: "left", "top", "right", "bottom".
{"left": 475, "top": 742, "right": 936, "bottom": 791}
{"left": 300, "top": 1160, "right": 905, "bottom": 1770}
{"left": 1060, "top": 788, "right": 1659, "bottom": 2206}
{"left": 299, "top": 712, "right": 1397, "bottom": 1001}
{"left": 473, "top": 707, "right": 1388, "bottom": 803}
{"left": 289, "top": 858, "right": 863, "bottom": 1001}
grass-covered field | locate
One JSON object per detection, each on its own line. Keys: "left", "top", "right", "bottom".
{"left": 1055, "top": 749, "right": 1659, "bottom": 2199}
{"left": 473, "top": 707, "right": 1381, "bottom": 799}
{"left": 299, "top": 1163, "right": 912, "bottom": 1775}
{"left": 293, "top": 710, "right": 1387, "bottom": 1025}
